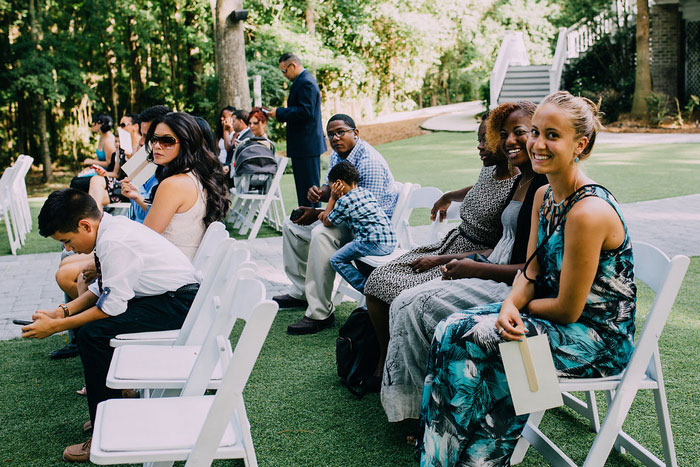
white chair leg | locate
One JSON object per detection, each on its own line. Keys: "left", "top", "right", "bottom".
{"left": 511, "top": 410, "right": 545, "bottom": 465}
{"left": 248, "top": 194, "right": 275, "bottom": 240}
{"left": 653, "top": 383, "right": 678, "bottom": 465}
{"left": 239, "top": 200, "right": 259, "bottom": 236}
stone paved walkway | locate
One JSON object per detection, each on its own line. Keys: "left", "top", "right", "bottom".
{"left": 2, "top": 194, "right": 698, "bottom": 341}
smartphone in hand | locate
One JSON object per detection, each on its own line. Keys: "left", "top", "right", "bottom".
{"left": 12, "top": 319, "right": 32, "bottom": 326}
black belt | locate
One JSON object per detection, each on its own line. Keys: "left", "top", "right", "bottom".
{"left": 173, "top": 283, "right": 200, "bottom": 294}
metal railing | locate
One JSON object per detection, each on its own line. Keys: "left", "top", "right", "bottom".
{"left": 489, "top": 31, "right": 530, "bottom": 109}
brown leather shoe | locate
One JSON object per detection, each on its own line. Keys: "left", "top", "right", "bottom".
{"left": 287, "top": 314, "right": 335, "bottom": 335}
{"left": 273, "top": 293, "right": 308, "bottom": 309}
{"left": 62, "top": 438, "right": 91, "bottom": 463}
{"left": 82, "top": 419, "right": 92, "bottom": 433}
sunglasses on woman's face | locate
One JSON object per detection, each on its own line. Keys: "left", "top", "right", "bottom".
{"left": 150, "top": 134, "right": 180, "bottom": 149}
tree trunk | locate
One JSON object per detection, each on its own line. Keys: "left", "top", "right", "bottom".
{"left": 29, "top": 0, "right": 51, "bottom": 181}
{"left": 214, "top": 0, "right": 251, "bottom": 110}
{"left": 305, "top": 0, "right": 316, "bottom": 35}
{"left": 36, "top": 97, "right": 52, "bottom": 182}
{"left": 630, "top": 0, "right": 651, "bottom": 118}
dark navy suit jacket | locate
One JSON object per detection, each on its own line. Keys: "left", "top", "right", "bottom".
{"left": 276, "top": 69, "right": 327, "bottom": 158}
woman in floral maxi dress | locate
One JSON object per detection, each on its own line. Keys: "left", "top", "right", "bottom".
{"left": 419, "top": 91, "right": 637, "bottom": 466}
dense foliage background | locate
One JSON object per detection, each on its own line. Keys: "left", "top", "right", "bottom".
{"left": 0, "top": 0, "right": 610, "bottom": 175}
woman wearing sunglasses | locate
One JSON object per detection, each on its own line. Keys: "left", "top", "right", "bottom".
{"left": 122, "top": 112, "right": 230, "bottom": 260}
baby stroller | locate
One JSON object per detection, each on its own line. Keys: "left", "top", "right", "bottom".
{"left": 231, "top": 137, "right": 277, "bottom": 195}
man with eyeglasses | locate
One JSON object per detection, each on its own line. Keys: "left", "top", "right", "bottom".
{"left": 267, "top": 53, "right": 326, "bottom": 208}
{"left": 274, "top": 114, "right": 399, "bottom": 335}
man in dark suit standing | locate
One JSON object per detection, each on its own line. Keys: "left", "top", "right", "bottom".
{"left": 269, "top": 53, "right": 327, "bottom": 207}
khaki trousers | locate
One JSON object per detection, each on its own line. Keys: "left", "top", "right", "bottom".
{"left": 282, "top": 219, "right": 353, "bottom": 320}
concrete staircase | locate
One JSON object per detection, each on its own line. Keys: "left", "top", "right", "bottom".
{"left": 498, "top": 65, "right": 552, "bottom": 105}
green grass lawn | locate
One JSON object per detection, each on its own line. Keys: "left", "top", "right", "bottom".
{"left": 1, "top": 260, "right": 699, "bottom": 466}
{"left": 1, "top": 131, "right": 699, "bottom": 465}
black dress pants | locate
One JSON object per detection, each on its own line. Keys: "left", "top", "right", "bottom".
{"left": 290, "top": 155, "right": 321, "bottom": 208}
{"left": 76, "top": 286, "right": 198, "bottom": 424}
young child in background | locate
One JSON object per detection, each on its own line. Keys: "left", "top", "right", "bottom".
{"left": 321, "top": 161, "right": 396, "bottom": 292}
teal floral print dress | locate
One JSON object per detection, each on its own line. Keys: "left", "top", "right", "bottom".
{"left": 418, "top": 185, "right": 637, "bottom": 466}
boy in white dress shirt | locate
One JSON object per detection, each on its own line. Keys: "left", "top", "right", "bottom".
{"left": 22, "top": 188, "right": 200, "bottom": 462}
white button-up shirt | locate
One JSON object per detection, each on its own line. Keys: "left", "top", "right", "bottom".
{"left": 88, "top": 213, "right": 201, "bottom": 316}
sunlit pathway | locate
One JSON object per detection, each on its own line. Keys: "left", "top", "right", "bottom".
{"left": 1, "top": 193, "right": 698, "bottom": 341}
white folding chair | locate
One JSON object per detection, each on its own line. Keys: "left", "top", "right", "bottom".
{"left": 103, "top": 202, "right": 132, "bottom": 217}
{"left": 330, "top": 182, "right": 418, "bottom": 306}
{"left": 13, "top": 155, "right": 33, "bottom": 237}
{"left": 511, "top": 241, "right": 689, "bottom": 467}
{"left": 106, "top": 276, "right": 267, "bottom": 394}
{"left": 91, "top": 286, "right": 277, "bottom": 466}
{"left": 227, "top": 155, "right": 288, "bottom": 240}
{"left": 0, "top": 166, "right": 22, "bottom": 255}
{"left": 191, "top": 221, "right": 229, "bottom": 273}
{"left": 109, "top": 239, "right": 250, "bottom": 348}
{"left": 3, "top": 159, "right": 30, "bottom": 246}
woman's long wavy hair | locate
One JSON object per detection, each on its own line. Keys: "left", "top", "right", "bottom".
{"left": 146, "top": 112, "right": 230, "bottom": 226}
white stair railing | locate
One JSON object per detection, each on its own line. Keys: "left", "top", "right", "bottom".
{"left": 549, "top": 28, "right": 568, "bottom": 94}
{"left": 489, "top": 31, "right": 530, "bottom": 109}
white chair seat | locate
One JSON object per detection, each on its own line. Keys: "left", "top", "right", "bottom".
{"left": 359, "top": 248, "right": 408, "bottom": 268}
{"left": 110, "top": 329, "right": 179, "bottom": 347}
{"left": 559, "top": 372, "right": 659, "bottom": 392}
{"left": 107, "top": 345, "right": 224, "bottom": 389}
{"left": 98, "top": 396, "right": 236, "bottom": 451}
{"left": 91, "top": 396, "right": 246, "bottom": 465}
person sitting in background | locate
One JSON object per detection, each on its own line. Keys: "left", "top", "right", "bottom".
{"left": 122, "top": 111, "right": 230, "bottom": 260}
{"left": 232, "top": 109, "right": 252, "bottom": 147}
{"left": 87, "top": 114, "right": 140, "bottom": 210}
{"left": 222, "top": 109, "right": 252, "bottom": 177}
{"left": 117, "top": 113, "right": 140, "bottom": 157}
{"left": 22, "top": 188, "right": 201, "bottom": 462}
{"left": 216, "top": 106, "right": 236, "bottom": 165}
{"left": 83, "top": 114, "right": 116, "bottom": 170}
{"left": 322, "top": 161, "right": 396, "bottom": 293}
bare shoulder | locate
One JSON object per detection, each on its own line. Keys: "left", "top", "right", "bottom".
{"left": 567, "top": 195, "right": 619, "bottom": 228}
{"left": 156, "top": 174, "right": 197, "bottom": 197}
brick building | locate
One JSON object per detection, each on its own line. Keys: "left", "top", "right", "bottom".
{"left": 651, "top": 0, "right": 700, "bottom": 102}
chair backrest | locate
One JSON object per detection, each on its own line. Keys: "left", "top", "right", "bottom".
{"left": 389, "top": 182, "right": 415, "bottom": 229}
{"left": 191, "top": 221, "right": 229, "bottom": 272}
{"left": 626, "top": 241, "right": 689, "bottom": 380}
{"left": 180, "top": 276, "right": 269, "bottom": 397}
{"left": 185, "top": 299, "right": 277, "bottom": 466}
{"left": 396, "top": 186, "right": 444, "bottom": 249}
{"left": 174, "top": 240, "right": 250, "bottom": 345}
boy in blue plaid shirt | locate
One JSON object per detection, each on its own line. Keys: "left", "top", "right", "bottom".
{"left": 320, "top": 161, "right": 396, "bottom": 292}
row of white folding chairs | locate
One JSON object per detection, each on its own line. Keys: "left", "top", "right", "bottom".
{"left": 0, "top": 155, "right": 34, "bottom": 254}
{"left": 92, "top": 238, "right": 278, "bottom": 466}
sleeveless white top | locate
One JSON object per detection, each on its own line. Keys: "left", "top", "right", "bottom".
{"left": 161, "top": 172, "right": 207, "bottom": 261}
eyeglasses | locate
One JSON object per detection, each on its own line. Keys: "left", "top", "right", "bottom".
{"left": 280, "top": 63, "right": 294, "bottom": 75}
{"left": 327, "top": 128, "right": 355, "bottom": 140}
{"left": 150, "top": 134, "right": 180, "bottom": 149}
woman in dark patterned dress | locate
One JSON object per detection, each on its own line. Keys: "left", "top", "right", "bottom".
{"left": 419, "top": 91, "right": 637, "bottom": 466}
{"left": 364, "top": 108, "right": 526, "bottom": 379}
